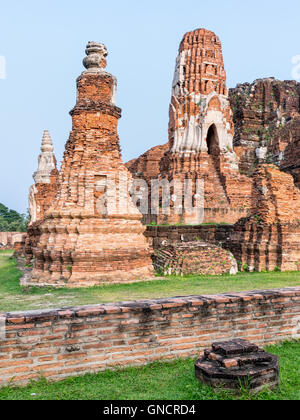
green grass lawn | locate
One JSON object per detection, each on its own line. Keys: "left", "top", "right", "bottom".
{"left": 0, "top": 341, "right": 299, "bottom": 400}
{"left": 0, "top": 250, "right": 299, "bottom": 312}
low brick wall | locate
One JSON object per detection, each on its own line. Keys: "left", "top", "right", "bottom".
{"left": 145, "top": 224, "right": 234, "bottom": 248}
{"left": 0, "top": 287, "right": 299, "bottom": 387}
{"left": 0, "top": 232, "right": 26, "bottom": 249}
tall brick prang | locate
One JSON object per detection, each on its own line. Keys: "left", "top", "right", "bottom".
{"left": 28, "top": 42, "right": 153, "bottom": 287}
{"left": 126, "top": 29, "right": 252, "bottom": 225}
{"left": 158, "top": 29, "right": 252, "bottom": 224}
{"left": 169, "top": 29, "right": 235, "bottom": 155}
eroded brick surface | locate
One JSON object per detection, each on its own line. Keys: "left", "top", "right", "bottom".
{"left": 230, "top": 78, "right": 300, "bottom": 182}
{"left": 229, "top": 165, "right": 300, "bottom": 272}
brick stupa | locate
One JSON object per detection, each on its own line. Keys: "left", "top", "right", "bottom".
{"left": 28, "top": 130, "right": 59, "bottom": 224}
{"left": 29, "top": 42, "right": 153, "bottom": 287}
{"left": 25, "top": 130, "right": 59, "bottom": 263}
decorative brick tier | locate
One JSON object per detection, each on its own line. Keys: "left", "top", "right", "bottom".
{"left": 195, "top": 339, "right": 279, "bottom": 393}
{"left": 0, "top": 287, "right": 299, "bottom": 387}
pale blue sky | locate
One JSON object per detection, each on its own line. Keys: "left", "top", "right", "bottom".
{"left": 1, "top": 0, "right": 300, "bottom": 213}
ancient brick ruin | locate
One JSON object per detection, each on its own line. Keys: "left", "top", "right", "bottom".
{"left": 128, "top": 29, "right": 252, "bottom": 225}
{"left": 27, "top": 42, "right": 153, "bottom": 286}
{"left": 153, "top": 241, "right": 238, "bottom": 276}
{"left": 229, "top": 165, "right": 300, "bottom": 272}
{"left": 23, "top": 29, "right": 300, "bottom": 283}
{"left": 230, "top": 78, "right": 300, "bottom": 183}
{"left": 126, "top": 28, "right": 300, "bottom": 275}
{"left": 195, "top": 339, "right": 280, "bottom": 393}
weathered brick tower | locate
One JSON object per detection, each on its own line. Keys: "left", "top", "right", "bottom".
{"left": 159, "top": 29, "right": 251, "bottom": 224}
{"left": 29, "top": 42, "right": 153, "bottom": 286}
{"left": 169, "top": 28, "right": 234, "bottom": 154}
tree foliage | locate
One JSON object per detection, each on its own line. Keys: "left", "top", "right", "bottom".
{"left": 0, "top": 203, "right": 28, "bottom": 232}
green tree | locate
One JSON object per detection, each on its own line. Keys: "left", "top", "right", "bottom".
{"left": 0, "top": 203, "right": 28, "bottom": 232}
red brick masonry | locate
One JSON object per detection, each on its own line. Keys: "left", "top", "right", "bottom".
{"left": 0, "top": 287, "right": 299, "bottom": 387}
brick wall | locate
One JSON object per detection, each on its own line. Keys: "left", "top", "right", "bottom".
{"left": 145, "top": 224, "right": 234, "bottom": 248}
{"left": 0, "top": 287, "right": 299, "bottom": 387}
{"left": 0, "top": 232, "right": 25, "bottom": 249}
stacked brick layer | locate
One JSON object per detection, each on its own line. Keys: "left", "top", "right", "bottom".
{"left": 248, "top": 165, "right": 300, "bottom": 225}
{"left": 146, "top": 217, "right": 300, "bottom": 273}
{"left": 126, "top": 143, "right": 169, "bottom": 182}
{"left": 0, "top": 287, "right": 299, "bottom": 387}
{"left": 229, "top": 221, "right": 300, "bottom": 272}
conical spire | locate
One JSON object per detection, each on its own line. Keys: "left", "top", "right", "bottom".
{"left": 41, "top": 129, "right": 54, "bottom": 153}
{"left": 33, "top": 130, "right": 57, "bottom": 184}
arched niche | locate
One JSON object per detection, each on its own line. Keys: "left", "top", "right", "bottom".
{"left": 206, "top": 124, "right": 220, "bottom": 156}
